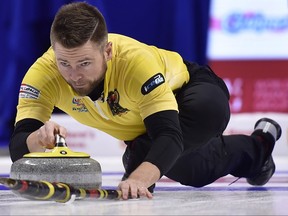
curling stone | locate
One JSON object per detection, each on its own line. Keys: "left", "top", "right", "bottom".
{"left": 10, "top": 134, "right": 102, "bottom": 189}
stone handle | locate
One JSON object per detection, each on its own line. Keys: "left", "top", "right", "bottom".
{"left": 55, "top": 134, "right": 67, "bottom": 147}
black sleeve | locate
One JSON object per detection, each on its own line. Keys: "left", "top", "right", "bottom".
{"left": 143, "top": 110, "right": 183, "bottom": 176}
{"left": 9, "top": 118, "right": 44, "bottom": 162}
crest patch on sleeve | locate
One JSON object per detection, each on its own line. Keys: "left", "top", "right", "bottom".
{"left": 141, "top": 73, "right": 165, "bottom": 95}
{"left": 19, "top": 84, "right": 40, "bottom": 99}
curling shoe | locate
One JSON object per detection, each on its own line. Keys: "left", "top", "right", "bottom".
{"left": 247, "top": 118, "right": 282, "bottom": 186}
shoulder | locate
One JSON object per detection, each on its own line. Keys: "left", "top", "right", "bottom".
{"left": 33, "top": 47, "right": 57, "bottom": 71}
{"left": 108, "top": 33, "right": 148, "bottom": 56}
{"left": 26, "top": 47, "right": 60, "bottom": 80}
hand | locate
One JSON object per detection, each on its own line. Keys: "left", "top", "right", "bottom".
{"left": 118, "top": 178, "right": 153, "bottom": 200}
{"left": 27, "top": 120, "right": 67, "bottom": 152}
{"left": 37, "top": 121, "right": 67, "bottom": 149}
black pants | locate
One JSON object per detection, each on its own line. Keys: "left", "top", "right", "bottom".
{"left": 124, "top": 62, "right": 268, "bottom": 187}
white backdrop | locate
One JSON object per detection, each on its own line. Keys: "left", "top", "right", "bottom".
{"left": 50, "top": 114, "right": 126, "bottom": 157}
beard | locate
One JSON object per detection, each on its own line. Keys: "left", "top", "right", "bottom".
{"left": 73, "top": 79, "right": 100, "bottom": 96}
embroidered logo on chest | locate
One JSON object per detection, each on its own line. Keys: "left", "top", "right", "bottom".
{"left": 72, "top": 98, "right": 88, "bottom": 112}
{"left": 141, "top": 73, "right": 165, "bottom": 95}
{"left": 107, "top": 89, "right": 129, "bottom": 116}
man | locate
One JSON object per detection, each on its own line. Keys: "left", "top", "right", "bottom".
{"left": 9, "top": 2, "right": 282, "bottom": 200}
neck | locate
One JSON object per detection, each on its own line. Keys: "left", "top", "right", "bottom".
{"left": 87, "top": 79, "right": 104, "bottom": 101}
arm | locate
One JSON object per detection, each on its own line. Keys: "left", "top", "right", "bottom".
{"left": 9, "top": 118, "right": 67, "bottom": 162}
{"left": 9, "top": 119, "right": 43, "bottom": 162}
{"left": 118, "top": 110, "right": 183, "bottom": 199}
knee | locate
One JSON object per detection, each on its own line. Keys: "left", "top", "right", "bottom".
{"left": 179, "top": 179, "right": 209, "bottom": 188}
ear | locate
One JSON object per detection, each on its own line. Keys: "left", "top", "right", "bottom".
{"left": 104, "top": 42, "right": 112, "bottom": 61}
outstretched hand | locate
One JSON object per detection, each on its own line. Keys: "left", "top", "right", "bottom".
{"left": 27, "top": 120, "right": 67, "bottom": 152}
{"left": 117, "top": 161, "right": 160, "bottom": 200}
{"left": 118, "top": 178, "right": 153, "bottom": 200}
{"left": 36, "top": 121, "right": 67, "bottom": 149}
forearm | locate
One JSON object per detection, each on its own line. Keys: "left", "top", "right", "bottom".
{"left": 9, "top": 131, "right": 31, "bottom": 162}
{"left": 144, "top": 110, "right": 183, "bottom": 176}
{"left": 119, "top": 110, "right": 183, "bottom": 199}
{"left": 144, "top": 134, "right": 182, "bottom": 176}
{"left": 9, "top": 129, "right": 46, "bottom": 162}
{"left": 9, "top": 118, "right": 44, "bottom": 162}
{"left": 9, "top": 119, "right": 68, "bottom": 162}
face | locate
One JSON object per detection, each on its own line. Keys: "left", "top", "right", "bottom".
{"left": 54, "top": 40, "right": 112, "bottom": 96}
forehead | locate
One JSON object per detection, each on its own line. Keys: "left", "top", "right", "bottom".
{"left": 54, "top": 41, "right": 100, "bottom": 60}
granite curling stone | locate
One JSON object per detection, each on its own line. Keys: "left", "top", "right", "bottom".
{"left": 10, "top": 134, "right": 102, "bottom": 189}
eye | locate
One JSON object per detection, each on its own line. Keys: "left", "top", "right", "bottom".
{"left": 60, "top": 61, "right": 70, "bottom": 67}
{"left": 80, "top": 61, "right": 91, "bottom": 67}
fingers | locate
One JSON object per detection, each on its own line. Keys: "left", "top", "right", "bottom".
{"left": 118, "top": 180, "right": 153, "bottom": 200}
{"left": 137, "top": 186, "right": 150, "bottom": 198}
{"left": 37, "top": 121, "right": 67, "bottom": 149}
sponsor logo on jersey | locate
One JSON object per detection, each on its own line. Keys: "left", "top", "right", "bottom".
{"left": 141, "top": 73, "right": 165, "bottom": 95}
{"left": 19, "top": 84, "right": 40, "bottom": 99}
{"left": 72, "top": 97, "right": 88, "bottom": 112}
{"left": 107, "top": 89, "right": 129, "bottom": 116}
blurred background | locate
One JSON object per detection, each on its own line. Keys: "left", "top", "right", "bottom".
{"left": 0, "top": 0, "right": 288, "bottom": 157}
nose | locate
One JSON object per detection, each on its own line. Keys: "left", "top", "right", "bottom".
{"left": 69, "top": 68, "right": 82, "bottom": 82}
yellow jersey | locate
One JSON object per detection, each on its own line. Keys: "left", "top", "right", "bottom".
{"left": 16, "top": 33, "right": 189, "bottom": 141}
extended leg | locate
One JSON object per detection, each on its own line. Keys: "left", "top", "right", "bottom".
{"left": 165, "top": 118, "right": 282, "bottom": 187}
